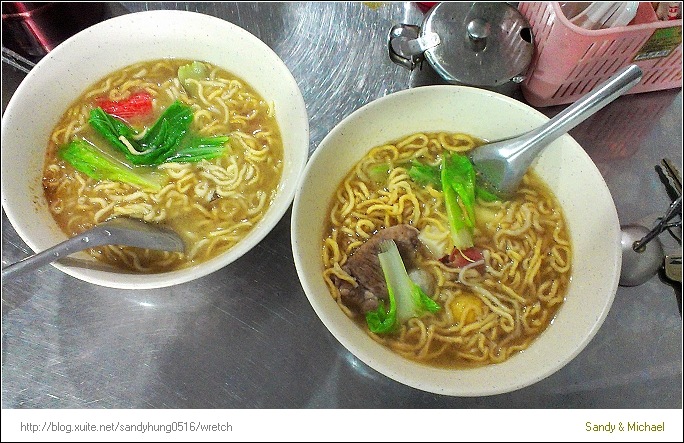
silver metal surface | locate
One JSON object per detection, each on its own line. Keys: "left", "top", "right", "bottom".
{"left": 661, "top": 158, "right": 682, "bottom": 196}
{"left": 633, "top": 196, "right": 682, "bottom": 252}
{"left": 2, "top": 2, "right": 682, "bottom": 409}
{"left": 620, "top": 224, "right": 665, "bottom": 287}
{"left": 388, "top": 2, "right": 534, "bottom": 88}
{"left": 422, "top": 2, "right": 534, "bottom": 86}
{"left": 388, "top": 23, "right": 423, "bottom": 69}
{"left": 665, "top": 254, "right": 682, "bottom": 283}
{"left": 469, "top": 64, "right": 643, "bottom": 197}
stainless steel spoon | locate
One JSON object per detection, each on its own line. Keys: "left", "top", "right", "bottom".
{"left": 469, "top": 64, "right": 644, "bottom": 198}
{"left": 1, "top": 217, "right": 185, "bottom": 279}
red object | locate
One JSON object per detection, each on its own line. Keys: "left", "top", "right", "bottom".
{"left": 416, "top": 2, "right": 438, "bottom": 14}
{"left": 96, "top": 91, "right": 153, "bottom": 119}
{"left": 2, "top": 3, "right": 106, "bottom": 57}
{"left": 440, "top": 247, "right": 483, "bottom": 268}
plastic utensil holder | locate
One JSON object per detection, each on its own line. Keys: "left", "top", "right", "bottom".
{"left": 518, "top": 2, "right": 682, "bottom": 107}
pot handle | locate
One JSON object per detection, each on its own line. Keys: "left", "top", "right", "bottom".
{"left": 388, "top": 24, "right": 439, "bottom": 70}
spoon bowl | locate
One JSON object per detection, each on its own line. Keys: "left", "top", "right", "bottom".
{"left": 1, "top": 217, "right": 185, "bottom": 280}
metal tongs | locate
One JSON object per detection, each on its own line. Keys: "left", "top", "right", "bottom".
{"left": 632, "top": 158, "right": 682, "bottom": 283}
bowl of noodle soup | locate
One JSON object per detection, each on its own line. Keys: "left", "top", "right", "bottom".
{"left": 1, "top": 10, "right": 308, "bottom": 288}
{"left": 291, "top": 85, "right": 621, "bottom": 396}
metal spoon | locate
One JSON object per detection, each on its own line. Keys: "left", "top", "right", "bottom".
{"left": 469, "top": 64, "right": 644, "bottom": 198}
{"left": 1, "top": 217, "right": 185, "bottom": 279}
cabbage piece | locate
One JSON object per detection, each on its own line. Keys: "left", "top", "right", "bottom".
{"left": 407, "top": 153, "right": 501, "bottom": 253}
{"left": 178, "top": 61, "right": 209, "bottom": 97}
{"left": 408, "top": 160, "right": 442, "bottom": 188}
{"left": 441, "top": 153, "right": 477, "bottom": 250}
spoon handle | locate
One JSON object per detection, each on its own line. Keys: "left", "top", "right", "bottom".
{"left": 523, "top": 64, "right": 643, "bottom": 148}
{"left": 1, "top": 227, "right": 110, "bottom": 280}
{"left": 470, "top": 64, "right": 643, "bottom": 197}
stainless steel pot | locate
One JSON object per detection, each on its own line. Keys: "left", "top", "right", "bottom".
{"left": 389, "top": 2, "right": 534, "bottom": 94}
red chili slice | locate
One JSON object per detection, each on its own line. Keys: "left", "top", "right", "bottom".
{"left": 96, "top": 91, "right": 153, "bottom": 119}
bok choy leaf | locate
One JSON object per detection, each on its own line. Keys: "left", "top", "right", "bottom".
{"left": 408, "top": 161, "right": 442, "bottom": 189}
{"left": 441, "top": 153, "right": 477, "bottom": 250}
{"left": 88, "top": 101, "right": 228, "bottom": 166}
{"left": 58, "top": 140, "right": 165, "bottom": 191}
{"left": 366, "top": 239, "right": 440, "bottom": 333}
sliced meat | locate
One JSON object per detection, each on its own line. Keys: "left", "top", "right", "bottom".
{"left": 334, "top": 224, "right": 421, "bottom": 314}
{"left": 439, "top": 246, "right": 484, "bottom": 268}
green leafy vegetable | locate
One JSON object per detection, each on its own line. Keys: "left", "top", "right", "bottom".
{"left": 441, "top": 153, "right": 477, "bottom": 250}
{"left": 164, "top": 135, "right": 231, "bottom": 163}
{"left": 178, "top": 61, "right": 209, "bottom": 97}
{"left": 88, "top": 101, "right": 228, "bottom": 166}
{"left": 368, "top": 163, "right": 391, "bottom": 184}
{"left": 58, "top": 140, "right": 164, "bottom": 190}
{"left": 366, "top": 239, "right": 440, "bottom": 333}
{"left": 408, "top": 161, "right": 442, "bottom": 189}
{"left": 89, "top": 107, "right": 140, "bottom": 153}
{"left": 408, "top": 156, "right": 502, "bottom": 202}
{"left": 135, "top": 100, "right": 195, "bottom": 162}
{"left": 476, "top": 186, "right": 500, "bottom": 202}
{"left": 366, "top": 298, "right": 396, "bottom": 334}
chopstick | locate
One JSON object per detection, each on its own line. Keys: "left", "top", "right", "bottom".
{"left": 2, "top": 46, "right": 36, "bottom": 74}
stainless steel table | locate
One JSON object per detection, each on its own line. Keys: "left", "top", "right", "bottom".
{"left": 2, "top": 1, "right": 682, "bottom": 413}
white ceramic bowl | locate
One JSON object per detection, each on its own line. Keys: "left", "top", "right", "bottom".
{"left": 1, "top": 10, "right": 309, "bottom": 289}
{"left": 291, "top": 85, "right": 621, "bottom": 396}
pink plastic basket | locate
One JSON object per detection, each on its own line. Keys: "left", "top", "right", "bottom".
{"left": 518, "top": 2, "right": 682, "bottom": 107}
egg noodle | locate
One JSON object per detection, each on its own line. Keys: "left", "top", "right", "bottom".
{"left": 43, "top": 59, "right": 283, "bottom": 272}
{"left": 322, "top": 132, "right": 572, "bottom": 368}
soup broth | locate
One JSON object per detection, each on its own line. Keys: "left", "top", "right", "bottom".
{"left": 42, "top": 58, "right": 283, "bottom": 272}
{"left": 322, "top": 132, "right": 572, "bottom": 369}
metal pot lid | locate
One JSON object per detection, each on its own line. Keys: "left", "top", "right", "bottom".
{"left": 421, "top": 2, "right": 534, "bottom": 87}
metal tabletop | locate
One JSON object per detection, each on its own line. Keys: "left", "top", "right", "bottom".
{"left": 2, "top": 1, "right": 682, "bottom": 415}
